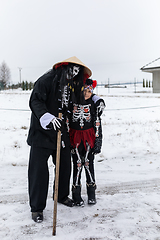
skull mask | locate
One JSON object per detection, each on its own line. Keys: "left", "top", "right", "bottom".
{"left": 66, "top": 65, "right": 80, "bottom": 80}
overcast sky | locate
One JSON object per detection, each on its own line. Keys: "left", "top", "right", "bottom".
{"left": 1, "top": 0, "right": 160, "bottom": 84}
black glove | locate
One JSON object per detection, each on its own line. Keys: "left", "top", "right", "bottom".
{"left": 92, "top": 137, "right": 102, "bottom": 155}
{"left": 91, "top": 147, "right": 101, "bottom": 155}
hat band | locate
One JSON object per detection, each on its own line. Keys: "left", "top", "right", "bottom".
{"left": 84, "top": 85, "right": 93, "bottom": 93}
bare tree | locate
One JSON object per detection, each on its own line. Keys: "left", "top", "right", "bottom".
{"left": 0, "top": 61, "right": 11, "bottom": 88}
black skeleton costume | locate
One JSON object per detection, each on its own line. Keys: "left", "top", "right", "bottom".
{"left": 69, "top": 78, "right": 105, "bottom": 206}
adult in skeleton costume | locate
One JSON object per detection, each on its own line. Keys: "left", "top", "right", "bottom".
{"left": 69, "top": 78, "right": 105, "bottom": 206}
{"left": 27, "top": 56, "right": 95, "bottom": 222}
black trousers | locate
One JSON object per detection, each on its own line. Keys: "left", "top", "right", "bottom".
{"left": 28, "top": 145, "right": 71, "bottom": 212}
{"left": 72, "top": 142, "right": 95, "bottom": 186}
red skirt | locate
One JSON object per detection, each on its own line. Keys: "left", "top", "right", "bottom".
{"left": 69, "top": 127, "right": 95, "bottom": 150}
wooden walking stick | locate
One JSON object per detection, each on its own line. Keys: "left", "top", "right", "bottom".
{"left": 52, "top": 112, "right": 62, "bottom": 236}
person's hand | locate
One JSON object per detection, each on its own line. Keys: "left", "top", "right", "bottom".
{"left": 40, "top": 112, "right": 63, "bottom": 131}
{"left": 91, "top": 147, "right": 100, "bottom": 155}
{"left": 91, "top": 136, "right": 101, "bottom": 155}
{"left": 50, "top": 117, "right": 63, "bottom": 131}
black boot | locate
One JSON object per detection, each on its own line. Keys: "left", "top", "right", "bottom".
{"left": 32, "top": 212, "right": 43, "bottom": 223}
{"left": 58, "top": 197, "right": 74, "bottom": 207}
{"left": 72, "top": 185, "right": 84, "bottom": 206}
{"left": 86, "top": 183, "right": 96, "bottom": 205}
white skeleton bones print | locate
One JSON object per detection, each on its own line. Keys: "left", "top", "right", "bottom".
{"left": 98, "top": 101, "right": 105, "bottom": 114}
{"left": 75, "top": 143, "right": 94, "bottom": 186}
{"left": 72, "top": 103, "right": 91, "bottom": 128}
{"left": 61, "top": 85, "right": 70, "bottom": 109}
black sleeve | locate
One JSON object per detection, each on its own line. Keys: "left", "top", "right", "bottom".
{"left": 93, "top": 106, "right": 102, "bottom": 154}
{"left": 29, "top": 74, "right": 52, "bottom": 120}
{"left": 92, "top": 94, "right": 106, "bottom": 117}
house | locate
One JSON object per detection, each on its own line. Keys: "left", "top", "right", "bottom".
{"left": 140, "top": 58, "right": 160, "bottom": 93}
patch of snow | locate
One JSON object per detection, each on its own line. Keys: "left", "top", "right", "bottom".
{"left": 0, "top": 86, "right": 160, "bottom": 239}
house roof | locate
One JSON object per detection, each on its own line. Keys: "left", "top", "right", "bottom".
{"left": 141, "top": 58, "right": 160, "bottom": 72}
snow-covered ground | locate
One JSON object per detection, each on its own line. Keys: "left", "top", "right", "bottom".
{"left": 0, "top": 85, "right": 160, "bottom": 240}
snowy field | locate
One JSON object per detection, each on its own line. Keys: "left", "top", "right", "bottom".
{"left": 0, "top": 85, "right": 160, "bottom": 240}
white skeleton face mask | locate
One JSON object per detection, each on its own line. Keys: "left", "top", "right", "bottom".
{"left": 66, "top": 65, "right": 80, "bottom": 80}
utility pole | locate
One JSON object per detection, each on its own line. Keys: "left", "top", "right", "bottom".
{"left": 108, "top": 78, "right": 110, "bottom": 93}
{"left": 134, "top": 77, "right": 136, "bottom": 93}
{"left": 18, "top": 67, "right": 22, "bottom": 85}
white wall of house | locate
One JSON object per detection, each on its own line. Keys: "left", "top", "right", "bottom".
{"left": 153, "top": 71, "right": 160, "bottom": 93}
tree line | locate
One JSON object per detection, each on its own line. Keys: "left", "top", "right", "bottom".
{"left": 0, "top": 61, "right": 153, "bottom": 91}
{"left": 0, "top": 61, "right": 34, "bottom": 90}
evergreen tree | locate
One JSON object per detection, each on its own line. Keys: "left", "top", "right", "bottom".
{"left": 25, "top": 81, "right": 28, "bottom": 90}
{"left": 149, "top": 80, "right": 151, "bottom": 88}
{"left": 22, "top": 81, "right": 25, "bottom": 90}
{"left": 143, "top": 79, "right": 145, "bottom": 88}
{"left": 29, "top": 82, "right": 33, "bottom": 90}
{"left": 146, "top": 80, "right": 148, "bottom": 88}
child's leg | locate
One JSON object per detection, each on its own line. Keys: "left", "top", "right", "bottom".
{"left": 84, "top": 144, "right": 97, "bottom": 204}
{"left": 71, "top": 143, "right": 84, "bottom": 206}
{"left": 84, "top": 145, "right": 95, "bottom": 184}
{"left": 72, "top": 146, "right": 83, "bottom": 186}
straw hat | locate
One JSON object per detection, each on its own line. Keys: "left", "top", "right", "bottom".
{"left": 53, "top": 56, "right": 92, "bottom": 77}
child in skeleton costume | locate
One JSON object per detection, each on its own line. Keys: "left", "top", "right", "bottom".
{"left": 27, "top": 56, "right": 94, "bottom": 222}
{"left": 69, "top": 78, "right": 105, "bottom": 206}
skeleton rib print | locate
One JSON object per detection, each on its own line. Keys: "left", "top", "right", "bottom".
{"left": 72, "top": 103, "right": 91, "bottom": 128}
